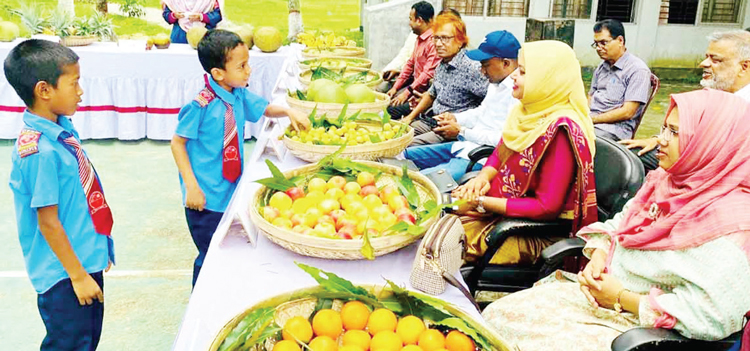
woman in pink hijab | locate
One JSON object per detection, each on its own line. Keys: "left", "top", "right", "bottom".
{"left": 481, "top": 89, "right": 750, "bottom": 350}
{"left": 161, "top": 0, "right": 224, "bottom": 44}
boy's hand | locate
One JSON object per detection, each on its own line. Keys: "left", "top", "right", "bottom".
{"left": 287, "top": 108, "right": 310, "bottom": 132}
{"left": 186, "top": 186, "right": 206, "bottom": 211}
{"left": 71, "top": 274, "right": 103, "bottom": 305}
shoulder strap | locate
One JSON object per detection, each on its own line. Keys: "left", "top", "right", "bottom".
{"left": 442, "top": 272, "right": 481, "bottom": 313}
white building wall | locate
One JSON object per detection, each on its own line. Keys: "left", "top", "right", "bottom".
{"left": 364, "top": 0, "right": 750, "bottom": 69}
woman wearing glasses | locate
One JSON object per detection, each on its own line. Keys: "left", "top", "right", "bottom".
{"left": 481, "top": 89, "right": 750, "bottom": 350}
{"left": 400, "top": 13, "right": 489, "bottom": 146}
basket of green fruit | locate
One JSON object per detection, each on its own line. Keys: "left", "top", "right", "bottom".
{"left": 282, "top": 106, "right": 412, "bottom": 162}
{"left": 287, "top": 80, "right": 390, "bottom": 117}
{"left": 299, "top": 56, "right": 373, "bottom": 70}
{"left": 300, "top": 67, "right": 382, "bottom": 90}
{"left": 303, "top": 46, "right": 366, "bottom": 58}
{"left": 210, "top": 264, "right": 516, "bottom": 351}
{"left": 249, "top": 151, "right": 446, "bottom": 260}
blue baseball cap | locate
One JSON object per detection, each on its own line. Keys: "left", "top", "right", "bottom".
{"left": 466, "top": 30, "right": 521, "bottom": 61}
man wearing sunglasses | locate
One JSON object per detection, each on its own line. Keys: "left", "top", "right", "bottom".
{"left": 588, "top": 19, "right": 652, "bottom": 142}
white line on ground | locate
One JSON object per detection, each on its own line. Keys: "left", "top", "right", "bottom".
{"left": 0, "top": 269, "right": 191, "bottom": 278}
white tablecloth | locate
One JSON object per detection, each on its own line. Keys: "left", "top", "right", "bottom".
{"left": 172, "top": 152, "right": 484, "bottom": 351}
{"left": 0, "top": 40, "right": 303, "bottom": 140}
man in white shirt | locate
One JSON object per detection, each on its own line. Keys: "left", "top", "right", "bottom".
{"left": 621, "top": 30, "right": 750, "bottom": 171}
{"left": 377, "top": 33, "right": 418, "bottom": 93}
{"left": 404, "top": 30, "right": 520, "bottom": 181}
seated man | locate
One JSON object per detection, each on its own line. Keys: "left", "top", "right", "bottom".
{"left": 588, "top": 19, "right": 651, "bottom": 141}
{"left": 376, "top": 33, "right": 417, "bottom": 93}
{"left": 401, "top": 13, "right": 489, "bottom": 146}
{"left": 385, "top": 1, "right": 440, "bottom": 118}
{"left": 404, "top": 31, "right": 520, "bottom": 181}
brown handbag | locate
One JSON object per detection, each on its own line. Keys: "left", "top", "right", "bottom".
{"left": 410, "top": 214, "right": 480, "bottom": 311}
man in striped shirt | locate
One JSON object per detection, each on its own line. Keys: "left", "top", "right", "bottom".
{"left": 588, "top": 19, "right": 652, "bottom": 141}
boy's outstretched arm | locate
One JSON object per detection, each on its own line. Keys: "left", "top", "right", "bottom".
{"left": 171, "top": 135, "right": 206, "bottom": 211}
{"left": 37, "top": 205, "right": 103, "bottom": 306}
{"left": 264, "top": 105, "right": 311, "bottom": 132}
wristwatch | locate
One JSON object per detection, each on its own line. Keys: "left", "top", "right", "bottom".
{"left": 475, "top": 196, "right": 486, "bottom": 214}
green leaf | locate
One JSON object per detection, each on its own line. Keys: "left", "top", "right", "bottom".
{"left": 397, "top": 164, "right": 420, "bottom": 209}
{"left": 415, "top": 199, "right": 465, "bottom": 226}
{"left": 381, "top": 107, "right": 391, "bottom": 126}
{"left": 335, "top": 102, "right": 349, "bottom": 127}
{"left": 296, "top": 89, "right": 307, "bottom": 101}
{"left": 433, "top": 318, "right": 493, "bottom": 351}
{"left": 368, "top": 133, "right": 382, "bottom": 143}
{"left": 296, "top": 262, "right": 378, "bottom": 299}
{"left": 382, "top": 280, "right": 453, "bottom": 322}
{"left": 266, "top": 159, "right": 294, "bottom": 186}
{"left": 317, "top": 145, "right": 347, "bottom": 168}
{"left": 218, "top": 306, "right": 277, "bottom": 351}
{"left": 345, "top": 110, "right": 362, "bottom": 122}
{"left": 308, "top": 105, "right": 318, "bottom": 127}
{"left": 255, "top": 178, "right": 295, "bottom": 192}
{"left": 360, "top": 218, "right": 375, "bottom": 260}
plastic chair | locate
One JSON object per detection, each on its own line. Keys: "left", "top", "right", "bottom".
{"left": 459, "top": 137, "right": 645, "bottom": 294}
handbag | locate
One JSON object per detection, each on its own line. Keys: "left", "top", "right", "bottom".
{"left": 410, "top": 214, "right": 480, "bottom": 311}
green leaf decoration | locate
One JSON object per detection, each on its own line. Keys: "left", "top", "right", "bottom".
{"left": 433, "top": 318, "right": 493, "bottom": 351}
{"left": 255, "top": 178, "right": 295, "bottom": 192}
{"left": 396, "top": 164, "right": 420, "bottom": 209}
{"left": 360, "top": 218, "right": 375, "bottom": 260}
{"left": 296, "top": 262, "right": 378, "bottom": 300}
{"left": 368, "top": 133, "right": 382, "bottom": 143}
{"left": 383, "top": 280, "right": 453, "bottom": 322}
{"left": 218, "top": 306, "right": 277, "bottom": 351}
{"left": 344, "top": 110, "right": 362, "bottom": 122}
{"left": 335, "top": 103, "right": 349, "bottom": 127}
{"left": 308, "top": 105, "right": 318, "bottom": 127}
{"left": 255, "top": 159, "right": 296, "bottom": 191}
{"left": 310, "top": 298, "right": 334, "bottom": 323}
{"left": 381, "top": 107, "right": 391, "bottom": 126}
{"left": 296, "top": 89, "right": 307, "bottom": 101}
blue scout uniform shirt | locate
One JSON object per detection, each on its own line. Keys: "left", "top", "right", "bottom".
{"left": 175, "top": 76, "right": 269, "bottom": 213}
{"left": 9, "top": 111, "right": 115, "bottom": 294}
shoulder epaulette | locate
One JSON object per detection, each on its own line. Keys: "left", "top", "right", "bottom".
{"left": 194, "top": 87, "right": 216, "bottom": 107}
{"left": 17, "top": 129, "right": 41, "bottom": 158}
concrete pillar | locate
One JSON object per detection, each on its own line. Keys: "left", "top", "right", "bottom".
{"left": 742, "top": 0, "right": 750, "bottom": 28}
{"left": 630, "top": 0, "right": 661, "bottom": 64}
{"left": 528, "top": 0, "right": 552, "bottom": 18}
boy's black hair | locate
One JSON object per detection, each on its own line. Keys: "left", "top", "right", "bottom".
{"left": 594, "top": 19, "right": 626, "bottom": 44}
{"left": 439, "top": 8, "right": 461, "bottom": 18}
{"left": 197, "top": 29, "right": 246, "bottom": 73}
{"left": 3, "top": 39, "right": 79, "bottom": 108}
{"left": 412, "top": 1, "right": 435, "bottom": 23}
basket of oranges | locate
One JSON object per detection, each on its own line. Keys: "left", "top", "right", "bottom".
{"left": 210, "top": 264, "right": 516, "bottom": 351}
{"left": 249, "top": 153, "right": 443, "bottom": 260}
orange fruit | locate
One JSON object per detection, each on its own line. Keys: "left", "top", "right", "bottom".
{"left": 341, "top": 301, "right": 371, "bottom": 330}
{"left": 343, "top": 329, "right": 372, "bottom": 351}
{"left": 367, "top": 308, "right": 398, "bottom": 335}
{"left": 445, "top": 331, "right": 475, "bottom": 351}
{"left": 417, "top": 329, "right": 446, "bottom": 351}
{"left": 309, "top": 336, "right": 339, "bottom": 351}
{"left": 339, "top": 346, "right": 365, "bottom": 351}
{"left": 312, "top": 309, "right": 344, "bottom": 339}
{"left": 370, "top": 330, "right": 403, "bottom": 351}
{"left": 283, "top": 316, "right": 314, "bottom": 343}
{"left": 396, "top": 316, "right": 425, "bottom": 345}
{"left": 273, "top": 340, "right": 302, "bottom": 351}
{"left": 401, "top": 345, "right": 424, "bottom": 351}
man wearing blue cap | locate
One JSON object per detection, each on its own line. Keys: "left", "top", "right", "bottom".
{"left": 404, "top": 30, "right": 520, "bottom": 181}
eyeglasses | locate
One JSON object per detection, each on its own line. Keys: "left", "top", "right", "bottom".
{"left": 659, "top": 125, "right": 679, "bottom": 142}
{"left": 590, "top": 39, "right": 613, "bottom": 49}
{"left": 433, "top": 35, "right": 455, "bottom": 44}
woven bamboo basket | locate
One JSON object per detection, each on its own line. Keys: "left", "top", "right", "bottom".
{"left": 299, "top": 67, "right": 382, "bottom": 89}
{"left": 282, "top": 121, "right": 413, "bottom": 162}
{"left": 248, "top": 161, "right": 441, "bottom": 260}
{"left": 60, "top": 35, "right": 98, "bottom": 47}
{"left": 299, "top": 56, "right": 373, "bottom": 71}
{"left": 209, "top": 285, "right": 517, "bottom": 351}
{"left": 302, "top": 46, "right": 366, "bottom": 58}
{"left": 286, "top": 92, "right": 390, "bottom": 116}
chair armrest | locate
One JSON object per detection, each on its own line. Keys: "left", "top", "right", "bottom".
{"left": 467, "top": 145, "right": 495, "bottom": 162}
{"left": 611, "top": 328, "right": 688, "bottom": 351}
{"left": 484, "top": 219, "right": 570, "bottom": 253}
{"left": 541, "top": 238, "right": 585, "bottom": 262}
{"left": 458, "top": 171, "right": 480, "bottom": 185}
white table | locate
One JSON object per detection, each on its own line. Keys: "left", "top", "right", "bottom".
{"left": 172, "top": 152, "right": 483, "bottom": 351}
{"left": 0, "top": 40, "right": 304, "bottom": 140}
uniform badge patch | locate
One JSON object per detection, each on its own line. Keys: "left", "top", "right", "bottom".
{"left": 194, "top": 88, "right": 216, "bottom": 107}
{"left": 17, "top": 129, "right": 41, "bottom": 158}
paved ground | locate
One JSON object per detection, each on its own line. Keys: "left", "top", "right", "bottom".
{"left": 0, "top": 139, "right": 256, "bottom": 351}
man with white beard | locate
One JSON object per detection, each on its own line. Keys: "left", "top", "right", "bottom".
{"left": 620, "top": 30, "right": 750, "bottom": 171}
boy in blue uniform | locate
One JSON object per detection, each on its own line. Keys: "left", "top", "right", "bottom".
{"left": 6, "top": 40, "right": 115, "bottom": 350}
{"left": 171, "top": 29, "right": 309, "bottom": 287}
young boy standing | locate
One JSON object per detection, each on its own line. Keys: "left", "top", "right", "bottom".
{"left": 171, "top": 29, "right": 309, "bottom": 287}
{"left": 5, "top": 40, "right": 115, "bottom": 350}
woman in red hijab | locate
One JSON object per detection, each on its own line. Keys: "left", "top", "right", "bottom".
{"left": 481, "top": 89, "right": 750, "bottom": 351}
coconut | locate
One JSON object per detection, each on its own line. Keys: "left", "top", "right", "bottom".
{"left": 313, "top": 83, "right": 348, "bottom": 104}
{"left": 344, "top": 84, "right": 376, "bottom": 103}
{"left": 254, "top": 27, "right": 282, "bottom": 53}
{"left": 234, "top": 24, "right": 254, "bottom": 49}
{"left": 306, "top": 78, "right": 338, "bottom": 101}
{"left": 0, "top": 21, "right": 20, "bottom": 42}
{"left": 187, "top": 26, "right": 207, "bottom": 49}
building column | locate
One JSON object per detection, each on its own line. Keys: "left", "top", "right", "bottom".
{"left": 631, "top": 0, "right": 662, "bottom": 64}
{"left": 528, "top": 0, "right": 552, "bottom": 18}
